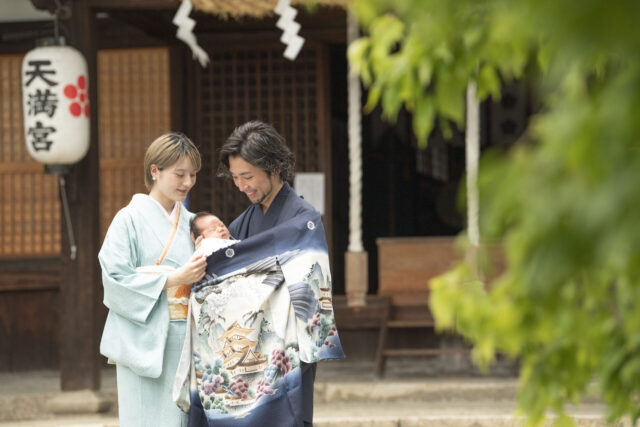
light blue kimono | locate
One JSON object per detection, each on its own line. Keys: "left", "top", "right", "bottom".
{"left": 99, "top": 194, "right": 195, "bottom": 427}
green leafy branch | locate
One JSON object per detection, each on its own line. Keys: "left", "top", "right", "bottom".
{"left": 349, "top": 0, "right": 640, "bottom": 424}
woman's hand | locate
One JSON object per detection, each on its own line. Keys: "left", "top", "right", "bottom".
{"left": 194, "top": 235, "right": 204, "bottom": 249}
{"left": 164, "top": 253, "right": 206, "bottom": 289}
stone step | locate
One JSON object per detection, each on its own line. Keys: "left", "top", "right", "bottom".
{"left": 0, "top": 380, "right": 519, "bottom": 422}
{"left": 2, "top": 378, "right": 608, "bottom": 424}
{"left": 313, "top": 400, "right": 612, "bottom": 426}
{"left": 0, "top": 396, "right": 614, "bottom": 427}
{"left": 315, "top": 379, "right": 518, "bottom": 403}
{"left": 0, "top": 365, "right": 606, "bottom": 425}
{"left": 0, "top": 410, "right": 619, "bottom": 427}
{"left": 313, "top": 415, "right": 612, "bottom": 427}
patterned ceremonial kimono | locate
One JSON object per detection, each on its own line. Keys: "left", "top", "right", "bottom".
{"left": 173, "top": 209, "right": 345, "bottom": 427}
{"left": 99, "top": 194, "right": 195, "bottom": 427}
{"left": 228, "top": 182, "right": 324, "bottom": 424}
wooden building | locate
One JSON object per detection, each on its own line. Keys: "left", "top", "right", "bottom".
{"left": 0, "top": 0, "right": 529, "bottom": 386}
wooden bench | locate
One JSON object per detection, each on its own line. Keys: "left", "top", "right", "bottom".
{"left": 376, "top": 236, "right": 469, "bottom": 376}
{"left": 332, "top": 295, "right": 390, "bottom": 374}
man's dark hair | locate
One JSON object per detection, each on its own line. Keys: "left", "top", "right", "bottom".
{"left": 217, "top": 120, "right": 295, "bottom": 183}
{"left": 190, "top": 211, "right": 213, "bottom": 238}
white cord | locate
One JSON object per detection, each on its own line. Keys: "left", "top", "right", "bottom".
{"left": 466, "top": 81, "right": 480, "bottom": 248}
{"left": 59, "top": 176, "right": 77, "bottom": 260}
{"left": 347, "top": 12, "right": 363, "bottom": 253}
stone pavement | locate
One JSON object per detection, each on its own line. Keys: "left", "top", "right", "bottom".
{"left": 0, "top": 358, "right": 616, "bottom": 427}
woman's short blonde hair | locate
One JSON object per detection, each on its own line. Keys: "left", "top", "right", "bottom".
{"left": 143, "top": 132, "right": 202, "bottom": 190}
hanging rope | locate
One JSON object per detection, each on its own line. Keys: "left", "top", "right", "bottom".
{"left": 347, "top": 11, "right": 363, "bottom": 253}
{"left": 466, "top": 81, "right": 480, "bottom": 249}
{"left": 59, "top": 176, "right": 77, "bottom": 260}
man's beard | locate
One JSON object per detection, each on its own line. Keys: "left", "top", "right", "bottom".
{"left": 251, "top": 181, "right": 273, "bottom": 206}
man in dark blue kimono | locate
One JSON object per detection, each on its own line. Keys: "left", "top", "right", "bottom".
{"left": 218, "top": 120, "right": 319, "bottom": 426}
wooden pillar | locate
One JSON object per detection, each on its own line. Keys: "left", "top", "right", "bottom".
{"left": 58, "top": 0, "right": 101, "bottom": 391}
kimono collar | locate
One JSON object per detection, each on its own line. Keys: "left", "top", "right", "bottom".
{"left": 129, "top": 194, "right": 188, "bottom": 253}
{"left": 263, "top": 182, "right": 291, "bottom": 213}
{"left": 147, "top": 195, "right": 180, "bottom": 223}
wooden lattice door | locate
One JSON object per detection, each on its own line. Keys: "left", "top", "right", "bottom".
{"left": 191, "top": 41, "right": 332, "bottom": 239}
{"left": 0, "top": 53, "right": 61, "bottom": 258}
{"left": 98, "top": 47, "right": 172, "bottom": 237}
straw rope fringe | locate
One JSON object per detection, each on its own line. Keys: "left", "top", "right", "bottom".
{"left": 191, "top": 0, "right": 346, "bottom": 18}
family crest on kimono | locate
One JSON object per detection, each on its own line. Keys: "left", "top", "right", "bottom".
{"left": 99, "top": 133, "right": 207, "bottom": 427}
{"left": 173, "top": 121, "right": 345, "bottom": 427}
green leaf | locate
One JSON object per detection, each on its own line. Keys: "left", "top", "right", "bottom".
{"left": 413, "top": 96, "right": 435, "bottom": 147}
{"left": 439, "top": 116, "right": 453, "bottom": 140}
{"left": 476, "top": 64, "right": 501, "bottom": 101}
{"left": 537, "top": 43, "right": 553, "bottom": 73}
{"left": 463, "top": 26, "right": 484, "bottom": 49}
{"left": 364, "top": 84, "right": 383, "bottom": 113}
{"left": 349, "top": 1, "right": 640, "bottom": 422}
{"left": 352, "top": 0, "right": 381, "bottom": 27}
{"left": 381, "top": 84, "right": 402, "bottom": 121}
{"left": 418, "top": 58, "right": 433, "bottom": 87}
{"left": 435, "top": 73, "right": 465, "bottom": 124}
{"left": 434, "top": 42, "right": 454, "bottom": 64}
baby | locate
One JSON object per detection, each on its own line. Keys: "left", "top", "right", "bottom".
{"left": 190, "top": 212, "right": 237, "bottom": 257}
{"left": 190, "top": 212, "right": 230, "bottom": 242}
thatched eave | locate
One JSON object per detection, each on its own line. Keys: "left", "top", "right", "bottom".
{"left": 191, "top": 0, "right": 346, "bottom": 19}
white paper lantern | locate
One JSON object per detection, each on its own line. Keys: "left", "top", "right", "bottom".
{"left": 22, "top": 44, "right": 89, "bottom": 165}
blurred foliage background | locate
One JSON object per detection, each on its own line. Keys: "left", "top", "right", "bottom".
{"left": 348, "top": 0, "right": 640, "bottom": 425}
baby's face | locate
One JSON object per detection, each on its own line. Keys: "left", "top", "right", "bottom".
{"left": 197, "top": 215, "right": 230, "bottom": 239}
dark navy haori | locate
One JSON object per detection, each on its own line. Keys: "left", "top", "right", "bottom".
{"left": 173, "top": 184, "right": 345, "bottom": 426}
{"left": 227, "top": 182, "right": 316, "bottom": 240}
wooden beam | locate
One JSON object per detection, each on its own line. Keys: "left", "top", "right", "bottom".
{"left": 29, "top": 0, "right": 56, "bottom": 13}
{"left": 88, "top": 0, "right": 179, "bottom": 9}
{"left": 107, "top": 10, "right": 176, "bottom": 44}
{"left": 0, "top": 281, "right": 59, "bottom": 293}
{"left": 0, "top": 257, "right": 60, "bottom": 292}
{"left": 58, "top": 0, "right": 101, "bottom": 391}
{"left": 0, "top": 257, "right": 61, "bottom": 273}
{"left": 0, "top": 21, "right": 56, "bottom": 53}
{"left": 95, "top": 14, "right": 169, "bottom": 49}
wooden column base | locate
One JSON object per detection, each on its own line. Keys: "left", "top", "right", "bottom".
{"left": 46, "top": 390, "right": 111, "bottom": 414}
{"left": 345, "top": 251, "right": 368, "bottom": 307}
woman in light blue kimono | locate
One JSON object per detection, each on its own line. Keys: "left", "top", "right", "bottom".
{"left": 99, "top": 133, "right": 207, "bottom": 427}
